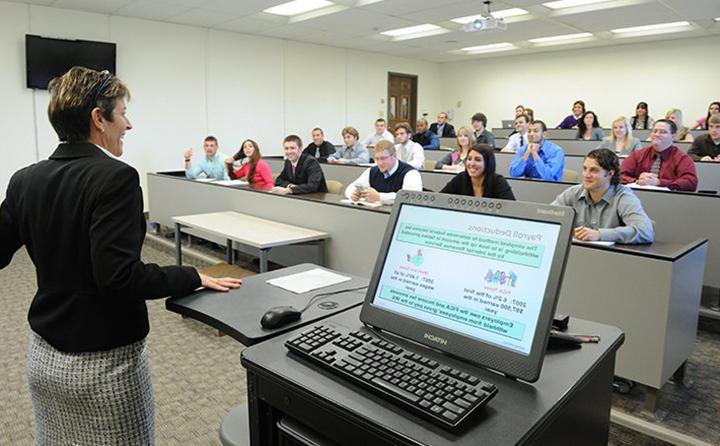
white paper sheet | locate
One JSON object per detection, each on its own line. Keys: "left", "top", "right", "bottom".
{"left": 340, "top": 198, "right": 383, "bottom": 208}
{"left": 573, "top": 239, "right": 615, "bottom": 247}
{"left": 266, "top": 268, "right": 352, "bottom": 294}
{"left": 214, "top": 179, "right": 248, "bottom": 186}
{"left": 626, "top": 182, "right": 670, "bottom": 191}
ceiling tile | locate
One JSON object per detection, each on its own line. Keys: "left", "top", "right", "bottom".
{"left": 114, "top": 0, "right": 192, "bottom": 21}
{"left": 165, "top": 8, "right": 234, "bottom": 28}
{"left": 551, "top": 2, "right": 683, "bottom": 32}
{"left": 50, "top": 0, "right": 133, "bottom": 14}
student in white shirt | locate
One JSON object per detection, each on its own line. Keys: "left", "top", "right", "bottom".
{"left": 361, "top": 118, "right": 395, "bottom": 148}
{"left": 393, "top": 122, "right": 425, "bottom": 170}
{"left": 501, "top": 114, "right": 530, "bottom": 153}
{"left": 344, "top": 140, "right": 422, "bottom": 205}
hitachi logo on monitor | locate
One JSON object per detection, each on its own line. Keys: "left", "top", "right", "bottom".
{"left": 424, "top": 332, "right": 448, "bottom": 345}
{"left": 537, "top": 208, "right": 565, "bottom": 217}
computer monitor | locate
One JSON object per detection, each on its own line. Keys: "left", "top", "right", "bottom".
{"left": 501, "top": 120, "right": 515, "bottom": 128}
{"left": 360, "top": 191, "right": 575, "bottom": 382}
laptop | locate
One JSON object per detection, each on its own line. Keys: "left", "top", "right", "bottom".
{"left": 501, "top": 119, "right": 515, "bottom": 128}
{"left": 286, "top": 191, "right": 575, "bottom": 428}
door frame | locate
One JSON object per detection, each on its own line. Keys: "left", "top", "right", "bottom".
{"left": 387, "top": 72, "right": 418, "bottom": 131}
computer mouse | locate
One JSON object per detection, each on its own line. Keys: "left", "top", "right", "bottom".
{"left": 260, "top": 306, "right": 302, "bottom": 329}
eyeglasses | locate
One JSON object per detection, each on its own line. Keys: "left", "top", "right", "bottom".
{"left": 90, "top": 70, "right": 112, "bottom": 108}
{"left": 651, "top": 129, "right": 670, "bottom": 134}
{"left": 375, "top": 155, "right": 394, "bottom": 162}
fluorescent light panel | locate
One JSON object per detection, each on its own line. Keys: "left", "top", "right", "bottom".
{"left": 461, "top": 42, "right": 517, "bottom": 54}
{"left": 264, "top": 0, "right": 334, "bottom": 16}
{"left": 611, "top": 21, "right": 691, "bottom": 34}
{"left": 451, "top": 8, "right": 528, "bottom": 24}
{"left": 381, "top": 24, "right": 441, "bottom": 37}
{"left": 529, "top": 32, "right": 593, "bottom": 43}
{"left": 542, "top": 0, "right": 609, "bottom": 9}
{"left": 715, "top": 17, "right": 720, "bottom": 22}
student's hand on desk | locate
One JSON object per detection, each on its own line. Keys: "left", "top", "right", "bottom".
{"left": 334, "top": 159, "right": 346, "bottom": 164}
{"left": 270, "top": 186, "right": 292, "bottom": 195}
{"left": 183, "top": 148, "right": 193, "bottom": 159}
{"left": 199, "top": 273, "right": 242, "bottom": 292}
{"left": 637, "top": 172, "right": 660, "bottom": 186}
{"left": 363, "top": 188, "right": 380, "bottom": 203}
{"left": 574, "top": 226, "right": 601, "bottom": 241}
{"left": 350, "top": 188, "right": 363, "bottom": 201}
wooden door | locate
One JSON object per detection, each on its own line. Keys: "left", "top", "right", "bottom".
{"left": 387, "top": 73, "right": 417, "bottom": 131}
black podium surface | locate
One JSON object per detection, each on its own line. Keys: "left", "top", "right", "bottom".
{"left": 166, "top": 263, "right": 368, "bottom": 346}
{"left": 241, "top": 307, "right": 624, "bottom": 446}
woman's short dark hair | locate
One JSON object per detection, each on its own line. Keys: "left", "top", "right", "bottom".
{"left": 586, "top": 148, "right": 620, "bottom": 186}
{"left": 468, "top": 143, "right": 497, "bottom": 191}
{"left": 47, "top": 66, "right": 130, "bottom": 143}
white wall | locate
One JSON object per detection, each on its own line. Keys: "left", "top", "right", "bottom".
{"left": 0, "top": 1, "right": 441, "bottom": 201}
{"left": 440, "top": 36, "right": 720, "bottom": 131}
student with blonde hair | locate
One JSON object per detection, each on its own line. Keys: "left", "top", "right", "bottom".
{"left": 435, "top": 126, "right": 475, "bottom": 171}
{"left": 598, "top": 116, "right": 643, "bottom": 156}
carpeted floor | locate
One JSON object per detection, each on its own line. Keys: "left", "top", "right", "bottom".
{"left": 0, "top": 245, "right": 246, "bottom": 446}
{"left": 1, "top": 239, "right": 718, "bottom": 445}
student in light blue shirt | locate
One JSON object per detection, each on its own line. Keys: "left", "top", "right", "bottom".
{"left": 509, "top": 120, "right": 566, "bottom": 181}
{"left": 328, "top": 127, "right": 369, "bottom": 165}
{"left": 184, "top": 136, "right": 229, "bottom": 180}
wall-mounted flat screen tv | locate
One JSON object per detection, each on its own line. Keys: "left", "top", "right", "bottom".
{"left": 26, "top": 34, "right": 116, "bottom": 89}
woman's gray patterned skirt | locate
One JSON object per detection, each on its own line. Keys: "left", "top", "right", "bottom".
{"left": 27, "top": 331, "right": 154, "bottom": 445}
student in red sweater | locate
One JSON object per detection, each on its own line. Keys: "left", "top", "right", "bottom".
{"left": 225, "top": 139, "right": 274, "bottom": 187}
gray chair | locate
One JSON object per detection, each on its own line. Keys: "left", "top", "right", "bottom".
{"left": 219, "top": 402, "right": 250, "bottom": 446}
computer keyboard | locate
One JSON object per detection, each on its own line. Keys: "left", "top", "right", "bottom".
{"left": 285, "top": 324, "right": 498, "bottom": 430}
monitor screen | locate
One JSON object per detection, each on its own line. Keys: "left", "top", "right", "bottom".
{"left": 360, "top": 191, "right": 574, "bottom": 382}
{"left": 370, "top": 204, "right": 561, "bottom": 356}
{"left": 26, "top": 34, "right": 116, "bottom": 90}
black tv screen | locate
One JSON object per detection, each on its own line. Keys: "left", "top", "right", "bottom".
{"left": 26, "top": 34, "right": 116, "bottom": 89}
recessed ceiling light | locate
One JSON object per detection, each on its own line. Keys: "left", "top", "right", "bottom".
{"left": 264, "top": 0, "right": 334, "bottom": 16}
{"left": 460, "top": 42, "right": 518, "bottom": 54}
{"left": 529, "top": 32, "right": 593, "bottom": 44}
{"left": 715, "top": 17, "right": 720, "bottom": 22}
{"left": 611, "top": 21, "right": 693, "bottom": 37}
{"left": 451, "top": 8, "right": 528, "bottom": 24}
{"left": 542, "top": 0, "right": 609, "bottom": 9}
{"left": 381, "top": 24, "right": 449, "bottom": 40}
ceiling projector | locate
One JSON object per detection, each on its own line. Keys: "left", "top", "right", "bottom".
{"left": 462, "top": 17, "right": 507, "bottom": 32}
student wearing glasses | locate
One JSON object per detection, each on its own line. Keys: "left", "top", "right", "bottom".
{"left": 620, "top": 119, "right": 697, "bottom": 191}
{"left": 344, "top": 140, "right": 422, "bottom": 205}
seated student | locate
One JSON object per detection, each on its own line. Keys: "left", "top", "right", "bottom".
{"left": 224, "top": 139, "right": 273, "bottom": 187}
{"left": 184, "top": 135, "right": 229, "bottom": 180}
{"left": 576, "top": 111, "right": 605, "bottom": 141}
{"left": 552, "top": 149, "right": 653, "bottom": 244}
{"left": 344, "top": 140, "right": 422, "bottom": 205}
{"left": 470, "top": 112, "right": 496, "bottom": 149}
{"left": 361, "top": 118, "right": 394, "bottom": 148}
{"left": 631, "top": 102, "right": 654, "bottom": 130}
{"left": 271, "top": 135, "right": 328, "bottom": 195}
{"left": 501, "top": 114, "right": 530, "bottom": 153}
{"left": 665, "top": 109, "right": 694, "bottom": 142}
{"left": 429, "top": 112, "right": 456, "bottom": 138}
{"left": 509, "top": 120, "right": 566, "bottom": 181}
{"left": 412, "top": 118, "right": 440, "bottom": 150}
{"left": 514, "top": 105, "right": 525, "bottom": 118}
{"left": 435, "top": 126, "right": 475, "bottom": 171}
{"left": 440, "top": 144, "right": 515, "bottom": 200}
{"left": 302, "top": 127, "right": 335, "bottom": 163}
{"left": 620, "top": 119, "right": 698, "bottom": 191}
{"left": 597, "top": 116, "right": 643, "bottom": 156}
{"left": 557, "top": 100, "right": 585, "bottom": 129}
{"left": 692, "top": 101, "right": 720, "bottom": 130}
{"left": 688, "top": 114, "right": 720, "bottom": 162}
{"left": 328, "top": 127, "right": 369, "bottom": 165}
{"left": 393, "top": 122, "right": 425, "bottom": 169}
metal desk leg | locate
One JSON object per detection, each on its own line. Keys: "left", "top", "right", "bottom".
{"left": 317, "top": 239, "right": 326, "bottom": 266}
{"left": 174, "top": 223, "right": 183, "bottom": 266}
{"left": 259, "top": 249, "right": 269, "bottom": 273}
{"left": 227, "top": 239, "right": 234, "bottom": 265}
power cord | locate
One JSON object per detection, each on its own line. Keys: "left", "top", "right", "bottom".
{"left": 298, "top": 286, "right": 368, "bottom": 313}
